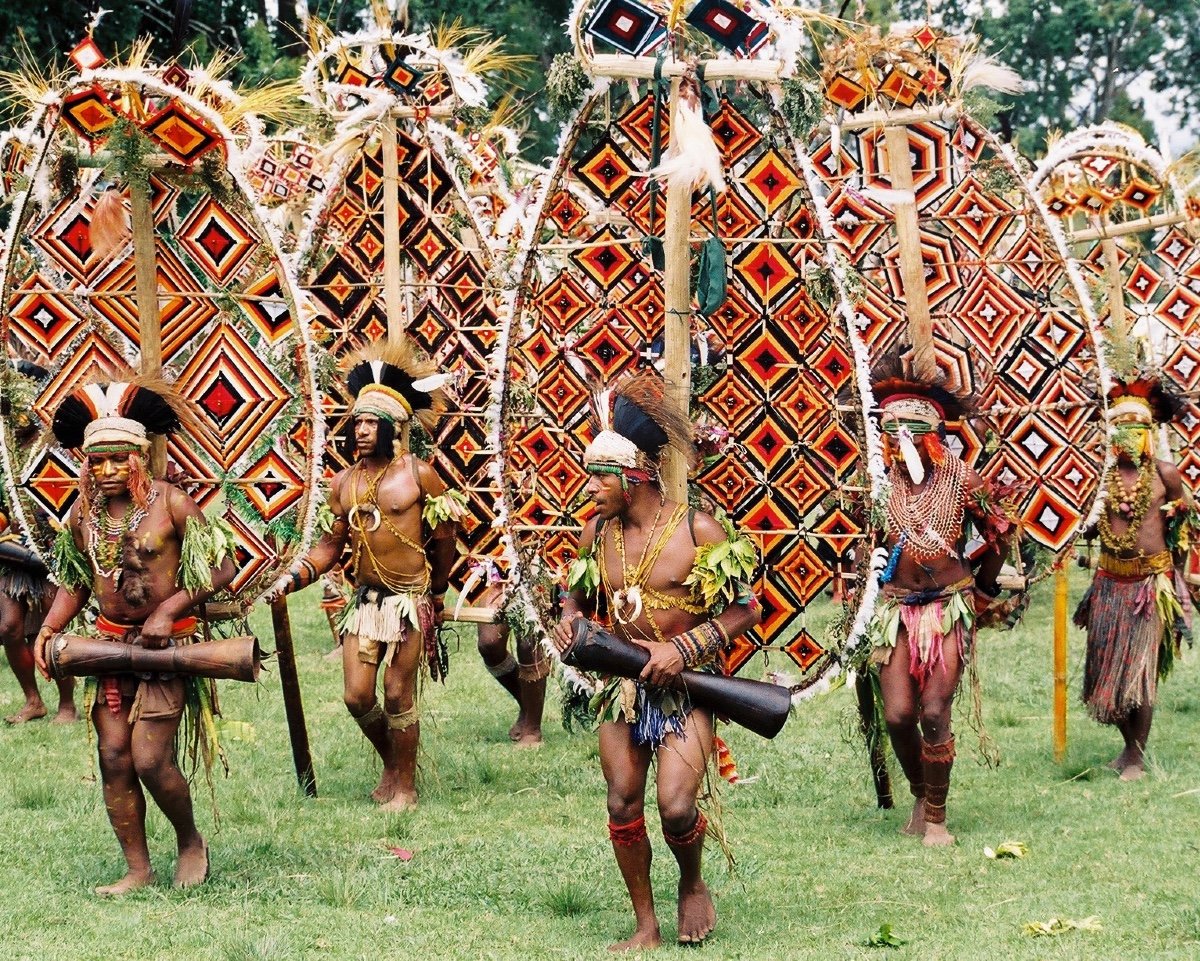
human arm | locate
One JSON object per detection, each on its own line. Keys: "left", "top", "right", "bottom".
{"left": 417, "top": 459, "right": 461, "bottom": 619}
{"left": 964, "top": 469, "right": 1014, "bottom": 598}
{"left": 139, "top": 488, "right": 238, "bottom": 648}
{"left": 640, "top": 512, "right": 762, "bottom": 687}
{"left": 33, "top": 509, "right": 92, "bottom": 678}
{"left": 1158, "top": 460, "right": 1195, "bottom": 571}
{"left": 262, "top": 474, "right": 352, "bottom": 604}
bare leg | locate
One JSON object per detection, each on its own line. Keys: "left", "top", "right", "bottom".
{"left": 878, "top": 637, "right": 925, "bottom": 835}
{"left": 600, "top": 720, "right": 660, "bottom": 952}
{"left": 513, "top": 633, "right": 546, "bottom": 747}
{"left": 3, "top": 596, "right": 47, "bottom": 723}
{"left": 342, "top": 636, "right": 398, "bottom": 802}
{"left": 130, "top": 707, "right": 206, "bottom": 887}
{"left": 379, "top": 625, "right": 423, "bottom": 812}
{"left": 92, "top": 698, "right": 154, "bottom": 895}
{"left": 1116, "top": 704, "right": 1153, "bottom": 781}
{"left": 478, "top": 620, "right": 522, "bottom": 739}
{"left": 657, "top": 709, "right": 716, "bottom": 944}
{"left": 918, "top": 635, "right": 964, "bottom": 847}
{"left": 51, "top": 674, "right": 78, "bottom": 723}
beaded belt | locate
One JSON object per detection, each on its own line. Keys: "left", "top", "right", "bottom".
{"left": 1097, "top": 550, "right": 1172, "bottom": 579}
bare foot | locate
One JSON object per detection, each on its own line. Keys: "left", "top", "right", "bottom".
{"left": 609, "top": 926, "right": 663, "bottom": 952}
{"left": 901, "top": 798, "right": 926, "bottom": 836}
{"left": 379, "top": 790, "right": 418, "bottom": 813}
{"left": 51, "top": 706, "right": 79, "bottom": 724}
{"left": 173, "top": 839, "right": 209, "bottom": 889}
{"left": 95, "top": 869, "right": 155, "bottom": 897}
{"left": 372, "top": 769, "right": 402, "bottom": 803}
{"left": 677, "top": 881, "right": 716, "bottom": 944}
{"left": 1108, "top": 750, "right": 1132, "bottom": 772}
{"left": 1119, "top": 763, "right": 1145, "bottom": 782}
{"left": 922, "top": 823, "right": 955, "bottom": 847}
{"left": 508, "top": 719, "right": 523, "bottom": 742}
{"left": 4, "top": 701, "right": 47, "bottom": 724}
{"left": 513, "top": 729, "right": 543, "bottom": 749}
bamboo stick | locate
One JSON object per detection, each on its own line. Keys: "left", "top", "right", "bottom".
{"left": 882, "top": 125, "right": 936, "bottom": 381}
{"left": 1100, "top": 235, "right": 1129, "bottom": 335}
{"left": 128, "top": 177, "right": 167, "bottom": 478}
{"left": 1052, "top": 562, "right": 1068, "bottom": 763}
{"left": 1069, "top": 210, "right": 1185, "bottom": 243}
{"left": 661, "top": 76, "right": 692, "bottom": 503}
{"left": 381, "top": 115, "right": 405, "bottom": 341}
{"left": 836, "top": 104, "right": 959, "bottom": 131}
{"left": 586, "top": 54, "right": 782, "bottom": 82}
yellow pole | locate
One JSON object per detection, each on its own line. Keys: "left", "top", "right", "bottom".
{"left": 1053, "top": 562, "right": 1069, "bottom": 762}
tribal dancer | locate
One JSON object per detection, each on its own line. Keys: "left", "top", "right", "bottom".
{"left": 265, "top": 339, "right": 462, "bottom": 811}
{"left": 2, "top": 361, "right": 75, "bottom": 724}
{"left": 33, "top": 374, "right": 236, "bottom": 894}
{"left": 1075, "top": 375, "right": 1195, "bottom": 781}
{"left": 552, "top": 374, "right": 760, "bottom": 949}
{"left": 867, "top": 357, "right": 1011, "bottom": 846}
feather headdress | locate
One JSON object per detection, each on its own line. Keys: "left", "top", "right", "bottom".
{"left": 343, "top": 337, "right": 450, "bottom": 433}
{"left": 585, "top": 372, "right": 696, "bottom": 476}
{"left": 51, "top": 367, "right": 208, "bottom": 451}
{"left": 1107, "top": 371, "right": 1187, "bottom": 425}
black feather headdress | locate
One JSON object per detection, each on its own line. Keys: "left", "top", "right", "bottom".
{"left": 343, "top": 338, "right": 449, "bottom": 434}
{"left": 51, "top": 368, "right": 205, "bottom": 450}
{"left": 585, "top": 373, "right": 696, "bottom": 472}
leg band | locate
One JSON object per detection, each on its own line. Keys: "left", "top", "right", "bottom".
{"left": 386, "top": 706, "right": 419, "bottom": 731}
{"left": 921, "top": 736, "right": 956, "bottom": 825}
{"left": 352, "top": 704, "right": 384, "bottom": 733}
{"left": 486, "top": 654, "right": 518, "bottom": 677}
{"left": 608, "top": 815, "right": 648, "bottom": 847}
{"left": 663, "top": 811, "right": 707, "bottom": 848}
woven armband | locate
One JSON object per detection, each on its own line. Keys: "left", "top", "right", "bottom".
{"left": 669, "top": 620, "right": 724, "bottom": 668}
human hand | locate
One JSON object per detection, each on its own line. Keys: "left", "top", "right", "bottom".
{"left": 552, "top": 611, "right": 581, "bottom": 654}
{"left": 33, "top": 625, "right": 55, "bottom": 680}
{"left": 638, "top": 640, "right": 685, "bottom": 688}
{"left": 262, "top": 574, "right": 291, "bottom": 605}
{"left": 432, "top": 594, "right": 446, "bottom": 625}
{"left": 138, "top": 610, "right": 173, "bottom": 649}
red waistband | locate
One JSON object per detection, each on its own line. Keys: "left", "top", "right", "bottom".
{"left": 96, "top": 615, "right": 198, "bottom": 637}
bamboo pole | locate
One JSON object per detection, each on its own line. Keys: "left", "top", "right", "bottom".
{"left": 128, "top": 177, "right": 167, "bottom": 477}
{"left": 1069, "top": 210, "right": 1186, "bottom": 243}
{"left": 381, "top": 114, "right": 405, "bottom": 341}
{"left": 836, "top": 105, "right": 960, "bottom": 132}
{"left": 660, "top": 76, "right": 691, "bottom": 503}
{"left": 270, "top": 596, "right": 318, "bottom": 797}
{"left": 882, "top": 125, "right": 936, "bottom": 381}
{"left": 587, "top": 54, "right": 781, "bottom": 82}
{"left": 1052, "top": 562, "right": 1069, "bottom": 763}
{"left": 1100, "top": 235, "right": 1129, "bottom": 335}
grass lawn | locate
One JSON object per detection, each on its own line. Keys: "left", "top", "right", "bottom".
{"left": 1, "top": 569, "right": 1198, "bottom": 961}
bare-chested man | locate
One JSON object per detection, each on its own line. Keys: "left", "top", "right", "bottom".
{"left": 1075, "top": 375, "right": 1193, "bottom": 781}
{"left": 265, "top": 339, "right": 459, "bottom": 811}
{"left": 33, "top": 375, "right": 235, "bottom": 894}
{"left": 552, "top": 374, "right": 760, "bottom": 949}
{"left": 866, "top": 360, "right": 1010, "bottom": 846}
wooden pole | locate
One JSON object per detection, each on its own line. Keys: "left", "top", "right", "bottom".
{"left": 1053, "top": 562, "right": 1068, "bottom": 763}
{"left": 270, "top": 596, "right": 318, "bottom": 796}
{"left": 660, "top": 76, "right": 691, "bottom": 503}
{"left": 882, "top": 125, "right": 936, "bottom": 382}
{"left": 381, "top": 112, "right": 405, "bottom": 341}
{"left": 1069, "top": 210, "right": 1186, "bottom": 243}
{"left": 1100, "top": 235, "right": 1129, "bottom": 337}
{"left": 128, "top": 177, "right": 166, "bottom": 477}
{"left": 587, "top": 54, "right": 781, "bottom": 82}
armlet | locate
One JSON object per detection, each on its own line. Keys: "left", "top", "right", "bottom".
{"left": 422, "top": 490, "right": 468, "bottom": 528}
{"left": 683, "top": 519, "right": 758, "bottom": 612}
{"left": 967, "top": 482, "right": 1021, "bottom": 550}
{"left": 567, "top": 544, "right": 600, "bottom": 598}
{"left": 52, "top": 525, "right": 91, "bottom": 590}
{"left": 178, "top": 516, "right": 237, "bottom": 593}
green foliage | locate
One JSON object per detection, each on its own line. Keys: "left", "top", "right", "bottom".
{"left": 547, "top": 52, "right": 591, "bottom": 121}
{"left": 779, "top": 77, "right": 825, "bottom": 139}
{"left": 867, "top": 922, "right": 906, "bottom": 947}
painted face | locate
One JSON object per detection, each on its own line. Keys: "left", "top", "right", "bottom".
{"left": 585, "top": 468, "right": 625, "bottom": 519}
{"left": 1112, "top": 423, "right": 1148, "bottom": 460}
{"left": 354, "top": 414, "right": 381, "bottom": 458}
{"left": 87, "top": 450, "right": 136, "bottom": 496}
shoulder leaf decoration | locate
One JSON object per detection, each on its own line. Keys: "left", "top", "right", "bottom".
{"left": 422, "top": 489, "right": 469, "bottom": 528}
{"left": 52, "top": 524, "right": 92, "bottom": 590}
{"left": 1162, "top": 498, "right": 1200, "bottom": 557}
{"left": 968, "top": 480, "right": 1024, "bottom": 550}
{"left": 178, "top": 516, "right": 237, "bottom": 593}
{"left": 316, "top": 500, "right": 338, "bottom": 536}
{"left": 567, "top": 543, "right": 600, "bottom": 598}
{"left": 683, "top": 514, "right": 758, "bottom": 612}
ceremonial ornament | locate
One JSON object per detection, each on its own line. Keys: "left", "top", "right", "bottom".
{"left": 0, "top": 45, "right": 324, "bottom": 594}
{"left": 296, "top": 19, "right": 522, "bottom": 580}
{"left": 1031, "top": 123, "right": 1200, "bottom": 585}
{"left": 805, "top": 23, "right": 1112, "bottom": 580}
{"left": 496, "top": 1, "right": 885, "bottom": 699}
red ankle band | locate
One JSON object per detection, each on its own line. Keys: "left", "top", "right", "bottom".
{"left": 608, "top": 816, "right": 648, "bottom": 847}
{"left": 663, "top": 812, "right": 707, "bottom": 848}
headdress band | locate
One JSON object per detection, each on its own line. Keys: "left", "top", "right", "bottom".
{"left": 1108, "top": 396, "right": 1152, "bottom": 425}
{"left": 83, "top": 417, "right": 150, "bottom": 451}
{"left": 353, "top": 385, "right": 412, "bottom": 424}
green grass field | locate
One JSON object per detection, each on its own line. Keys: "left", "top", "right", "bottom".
{"left": 1, "top": 571, "right": 1198, "bottom": 961}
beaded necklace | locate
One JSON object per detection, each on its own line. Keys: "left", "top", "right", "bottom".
{"left": 1098, "top": 457, "right": 1154, "bottom": 553}
{"left": 885, "top": 454, "right": 967, "bottom": 561}
{"left": 87, "top": 490, "right": 158, "bottom": 580}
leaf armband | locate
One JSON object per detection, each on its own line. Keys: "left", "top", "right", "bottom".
{"left": 52, "top": 524, "right": 92, "bottom": 590}
{"left": 422, "top": 489, "right": 469, "bottom": 528}
{"left": 567, "top": 545, "right": 600, "bottom": 598}
{"left": 179, "top": 515, "right": 238, "bottom": 593}
{"left": 683, "top": 516, "right": 759, "bottom": 612}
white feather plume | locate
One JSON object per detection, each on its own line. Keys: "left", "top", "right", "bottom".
{"left": 647, "top": 94, "right": 725, "bottom": 193}
{"left": 960, "top": 54, "right": 1024, "bottom": 95}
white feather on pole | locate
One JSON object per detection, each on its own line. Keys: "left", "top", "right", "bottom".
{"left": 960, "top": 55, "right": 1024, "bottom": 95}
{"left": 647, "top": 84, "right": 726, "bottom": 193}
